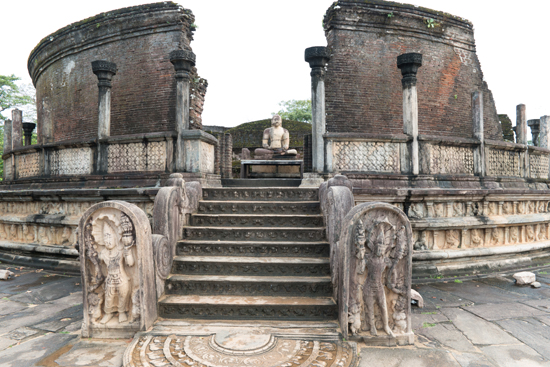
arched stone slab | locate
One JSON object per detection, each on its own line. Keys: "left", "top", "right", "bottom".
{"left": 78, "top": 200, "right": 157, "bottom": 338}
{"left": 338, "top": 202, "right": 413, "bottom": 345}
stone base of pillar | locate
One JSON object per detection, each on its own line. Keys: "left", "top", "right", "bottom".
{"left": 299, "top": 173, "right": 325, "bottom": 188}
{"left": 180, "top": 130, "right": 218, "bottom": 175}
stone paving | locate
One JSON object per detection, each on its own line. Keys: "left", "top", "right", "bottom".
{"left": 1, "top": 263, "right": 550, "bottom": 366}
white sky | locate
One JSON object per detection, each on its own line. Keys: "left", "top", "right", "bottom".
{"left": 1, "top": 0, "right": 548, "bottom": 129}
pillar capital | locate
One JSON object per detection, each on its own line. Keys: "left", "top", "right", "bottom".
{"left": 91, "top": 60, "right": 117, "bottom": 88}
{"left": 170, "top": 49, "right": 196, "bottom": 80}
{"left": 397, "top": 53, "right": 423, "bottom": 88}
{"left": 305, "top": 47, "right": 330, "bottom": 78}
{"left": 22, "top": 122, "right": 36, "bottom": 146}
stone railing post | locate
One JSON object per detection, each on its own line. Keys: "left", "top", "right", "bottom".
{"left": 305, "top": 47, "right": 330, "bottom": 174}
{"left": 540, "top": 115, "right": 550, "bottom": 178}
{"left": 92, "top": 60, "right": 117, "bottom": 174}
{"left": 170, "top": 49, "right": 196, "bottom": 172}
{"left": 472, "top": 91, "right": 485, "bottom": 176}
{"left": 11, "top": 109, "right": 23, "bottom": 150}
{"left": 516, "top": 104, "right": 527, "bottom": 144}
{"left": 22, "top": 122, "right": 36, "bottom": 146}
{"left": 3, "top": 119, "right": 12, "bottom": 153}
{"left": 397, "top": 53, "right": 422, "bottom": 175}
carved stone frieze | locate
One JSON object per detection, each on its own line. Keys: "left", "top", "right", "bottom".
{"left": 172, "top": 261, "right": 330, "bottom": 277}
{"left": 123, "top": 335, "right": 357, "bottom": 367}
{"left": 198, "top": 202, "right": 320, "bottom": 214}
{"left": 50, "top": 147, "right": 93, "bottom": 176}
{"left": 333, "top": 141, "right": 400, "bottom": 173}
{"left": 17, "top": 152, "right": 40, "bottom": 178}
{"left": 420, "top": 143, "right": 474, "bottom": 175}
{"left": 79, "top": 201, "right": 157, "bottom": 338}
{"left": 529, "top": 154, "right": 550, "bottom": 179}
{"left": 487, "top": 149, "right": 521, "bottom": 177}
{"left": 192, "top": 215, "right": 323, "bottom": 227}
{"left": 146, "top": 141, "right": 166, "bottom": 171}
{"left": 165, "top": 278, "right": 333, "bottom": 296}
{"left": 184, "top": 228, "right": 326, "bottom": 242}
{"left": 178, "top": 243, "right": 329, "bottom": 257}
{"left": 108, "top": 142, "right": 147, "bottom": 173}
{"left": 0, "top": 222, "right": 76, "bottom": 247}
{"left": 202, "top": 188, "right": 318, "bottom": 201}
{"left": 338, "top": 202, "right": 413, "bottom": 343}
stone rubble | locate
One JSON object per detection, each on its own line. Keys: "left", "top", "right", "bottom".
{"left": 513, "top": 271, "right": 536, "bottom": 285}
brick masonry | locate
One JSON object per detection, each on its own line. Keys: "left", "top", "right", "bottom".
{"left": 323, "top": 0, "right": 503, "bottom": 140}
{"left": 28, "top": 2, "right": 207, "bottom": 143}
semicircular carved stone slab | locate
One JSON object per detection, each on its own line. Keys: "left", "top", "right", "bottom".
{"left": 78, "top": 200, "right": 157, "bottom": 339}
{"left": 338, "top": 202, "right": 413, "bottom": 345}
{"left": 123, "top": 334, "right": 359, "bottom": 367}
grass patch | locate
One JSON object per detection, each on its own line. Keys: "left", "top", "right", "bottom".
{"left": 539, "top": 271, "right": 548, "bottom": 275}
{"left": 423, "top": 322, "right": 436, "bottom": 328}
{"left": 454, "top": 279, "right": 463, "bottom": 283}
{"left": 421, "top": 312, "right": 438, "bottom": 315}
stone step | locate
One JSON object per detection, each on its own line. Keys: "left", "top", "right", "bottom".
{"left": 191, "top": 214, "right": 324, "bottom": 228}
{"left": 221, "top": 178, "right": 302, "bottom": 187}
{"left": 158, "top": 295, "right": 338, "bottom": 321}
{"left": 171, "top": 256, "right": 330, "bottom": 276}
{"left": 184, "top": 227, "right": 326, "bottom": 242}
{"left": 202, "top": 188, "right": 318, "bottom": 202}
{"left": 165, "top": 274, "right": 333, "bottom": 297}
{"left": 178, "top": 240, "right": 330, "bottom": 257}
{"left": 197, "top": 200, "right": 321, "bottom": 215}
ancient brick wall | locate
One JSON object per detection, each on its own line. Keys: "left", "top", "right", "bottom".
{"left": 323, "top": 0, "right": 502, "bottom": 140}
{"left": 28, "top": 2, "right": 206, "bottom": 143}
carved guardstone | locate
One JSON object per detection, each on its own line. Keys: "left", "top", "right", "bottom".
{"left": 79, "top": 200, "right": 157, "bottom": 338}
{"left": 338, "top": 202, "right": 414, "bottom": 345}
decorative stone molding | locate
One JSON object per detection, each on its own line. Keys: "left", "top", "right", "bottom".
{"left": 419, "top": 143, "right": 474, "bottom": 175}
{"left": 79, "top": 201, "right": 157, "bottom": 338}
{"left": 107, "top": 141, "right": 167, "bottom": 173}
{"left": 50, "top": 147, "right": 93, "bottom": 176}
{"left": 486, "top": 148, "right": 522, "bottom": 177}
{"left": 333, "top": 141, "right": 400, "bottom": 173}
{"left": 338, "top": 202, "right": 413, "bottom": 345}
{"left": 16, "top": 152, "right": 41, "bottom": 178}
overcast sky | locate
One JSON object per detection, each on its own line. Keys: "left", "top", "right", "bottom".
{"left": 1, "top": 0, "right": 548, "bottom": 129}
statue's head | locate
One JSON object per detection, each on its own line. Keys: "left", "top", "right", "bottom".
{"left": 271, "top": 114, "right": 282, "bottom": 128}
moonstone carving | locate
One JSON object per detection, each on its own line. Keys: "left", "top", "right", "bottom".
{"left": 79, "top": 201, "right": 158, "bottom": 338}
{"left": 338, "top": 202, "right": 413, "bottom": 344}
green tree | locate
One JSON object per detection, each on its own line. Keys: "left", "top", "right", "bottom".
{"left": 273, "top": 99, "right": 312, "bottom": 123}
{"left": 1, "top": 75, "right": 34, "bottom": 122}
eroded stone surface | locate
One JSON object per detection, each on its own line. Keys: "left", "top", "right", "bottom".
{"left": 123, "top": 334, "right": 358, "bottom": 367}
{"left": 514, "top": 272, "right": 536, "bottom": 285}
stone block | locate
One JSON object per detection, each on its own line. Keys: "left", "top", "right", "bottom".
{"left": 78, "top": 200, "right": 157, "bottom": 338}
{"left": 411, "top": 289, "right": 424, "bottom": 308}
{"left": 513, "top": 271, "right": 536, "bottom": 285}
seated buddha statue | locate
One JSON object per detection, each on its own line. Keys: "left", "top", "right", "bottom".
{"left": 254, "top": 115, "right": 297, "bottom": 158}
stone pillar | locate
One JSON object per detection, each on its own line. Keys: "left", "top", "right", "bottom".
{"left": 11, "top": 109, "right": 23, "bottom": 150}
{"left": 397, "top": 53, "right": 423, "bottom": 175}
{"left": 527, "top": 119, "right": 540, "bottom": 146}
{"left": 472, "top": 91, "right": 485, "bottom": 176}
{"left": 91, "top": 61, "right": 117, "bottom": 139}
{"left": 516, "top": 104, "right": 527, "bottom": 144}
{"left": 539, "top": 116, "right": 550, "bottom": 149}
{"left": 305, "top": 47, "right": 330, "bottom": 174}
{"left": 22, "top": 122, "right": 36, "bottom": 146}
{"left": 92, "top": 60, "right": 117, "bottom": 174}
{"left": 3, "top": 119, "right": 12, "bottom": 153}
{"left": 170, "top": 49, "right": 196, "bottom": 172}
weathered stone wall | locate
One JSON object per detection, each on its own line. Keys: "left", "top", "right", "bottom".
{"left": 323, "top": 0, "right": 502, "bottom": 140}
{"left": 28, "top": 2, "right": 206, "bottom": 144}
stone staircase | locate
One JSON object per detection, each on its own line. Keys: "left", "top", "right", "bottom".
{"left": 158, "top": 187, "right": 337, "bottom": 321}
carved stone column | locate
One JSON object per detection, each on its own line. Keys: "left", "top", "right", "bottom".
{"left": 91, "top": 61, "right": 117, "bottom": 139}
{"left": 540, "top": 115, "right": 550, "bottom": 179}
{"left": 92, "top": 60, "right": 117, "bottom": 174}
{"left": 11, "top": 109, "right": 23, "bottom": 150}
{"left": 305, "top": 47, "right": 330, "bottom": 174}
{"left": 397, "top": 53, "right": 422, "bottom": 175}
{"left": 516, "top": 104, "right": 527, "bottom": 144}
{"left": 170, "top": 49, "right": 196, "bottom": 172}
{"left": 22, "top": 122, "right": 36, "bottom": 146}
{"left": 528, "top": 119, "right": 540, "bottom": 146}
{"left": 472, "top": 91, "right": 485, "bottom": 176}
